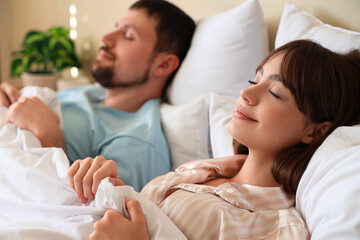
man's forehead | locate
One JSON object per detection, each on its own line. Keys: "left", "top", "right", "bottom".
{"left": 116, "top": 9, "right": 158, "bottom": 41}
{"left": 118, "top": 9, "right": 153, "bottom": 26}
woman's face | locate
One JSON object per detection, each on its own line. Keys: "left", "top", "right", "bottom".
{"left": 227, "top": 53, "right": 311, "bottom": 157}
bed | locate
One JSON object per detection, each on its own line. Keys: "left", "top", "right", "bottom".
{"left": 1, "top": 0, "right": 360, "bottom": 239}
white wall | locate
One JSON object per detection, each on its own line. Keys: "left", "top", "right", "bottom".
{"left": 1, "top": 0, "right": 360, "bottom": 84}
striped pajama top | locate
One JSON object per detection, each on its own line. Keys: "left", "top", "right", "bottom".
{"left": 141, "top": 157, "right": 310, "bottom": 240}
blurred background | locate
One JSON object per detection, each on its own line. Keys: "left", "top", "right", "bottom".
{"left": 1, "top": 0, "right": 359, "bottom": 87}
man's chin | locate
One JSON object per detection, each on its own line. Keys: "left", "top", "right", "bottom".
{"left": 92, "top": 60, "right": 108, "bottom": 70}
{"left": 91, "top": 65, "right": 114, "bottom": 88}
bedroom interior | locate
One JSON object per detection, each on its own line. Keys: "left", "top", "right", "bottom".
{"left": 1, "top": 0, "right": 360, "bottom": 85}
{"left": 0, "top": 0, "right": 359, "bottom": 239}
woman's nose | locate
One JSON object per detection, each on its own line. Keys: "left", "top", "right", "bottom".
{"left": 239, "top": 87, "right": 257, "bottom": 105}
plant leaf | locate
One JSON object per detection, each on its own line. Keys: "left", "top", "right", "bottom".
{"left": 48, "top": 26, "right": 69, "bottom": 37}
{"left": 24, "top": 31, "right": 46, "bottom": 46}
{"left": 11, "top": 58, "right": 24, "bottom": 76}
{"left": 11, "top": 26, "right": 81, "bottom": 75}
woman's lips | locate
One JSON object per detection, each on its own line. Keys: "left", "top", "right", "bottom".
{"left": 233, "top": 106, "right": 257, "bottom": 121}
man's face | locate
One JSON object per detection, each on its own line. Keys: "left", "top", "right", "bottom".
{"left": 91, "top": 9, "right": 158, "bottom": 88}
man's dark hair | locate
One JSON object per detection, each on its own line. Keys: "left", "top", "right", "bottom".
{"left": 130, "top": 0, "right": 195, "bottom": 89}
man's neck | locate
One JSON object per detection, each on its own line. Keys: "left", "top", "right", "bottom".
{"left": 103, "top": 85, "right": 162, "bottom": 113}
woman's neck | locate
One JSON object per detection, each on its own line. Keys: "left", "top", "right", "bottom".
{"left": 230, "top": 153, "right": 281, "bottom": 188}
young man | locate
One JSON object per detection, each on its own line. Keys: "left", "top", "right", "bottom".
{"left": 0, "top": 0, "right": 195, "bottom": 194}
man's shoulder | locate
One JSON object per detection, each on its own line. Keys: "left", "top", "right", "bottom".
{"left": 139, "top": 98, "right": 162, "bottom": 113}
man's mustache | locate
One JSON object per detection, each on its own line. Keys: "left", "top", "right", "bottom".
{"left": 99, "top": 46, "right": 115, "bottom": 59}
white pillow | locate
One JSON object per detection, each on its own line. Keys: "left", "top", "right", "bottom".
{"left": 209, "top": 92, "right": 237, "bottom": 158}
{"left": 296, "top": 126, "right": 360, "bottom": 239}
{"left": 167, "top": 0, "right": 269, "bottom": 105}
{"left": 160, "top": 97, "right": 210, "bottom": 169}
{"left": 275, "top": 4, "right": 360, "bottom": 238}
{"left": 275, "top": 2, "right": 360, "bottom": 52}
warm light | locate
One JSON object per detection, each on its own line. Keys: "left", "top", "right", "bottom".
{"left": 70, "top": 67, "right": 79, "bottom": 78}
{"left": 70, "top": 16, "right": 77, "bottom": 28}
{"left": 70, "top": 29, "right": 77, "bottom": 40}
{"left": 69, "top": 3, "right": 77, "bottom": 40}
{"left": 69, "top": 4, "right": 77, "bottom": 15}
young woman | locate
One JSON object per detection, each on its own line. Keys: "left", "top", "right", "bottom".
{"left": 68, "top": 40, "right": 360, "bottom": 239}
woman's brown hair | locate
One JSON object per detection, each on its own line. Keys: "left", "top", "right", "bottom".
{"left": 233, "top": 40, "right": 360, "bottom": 194}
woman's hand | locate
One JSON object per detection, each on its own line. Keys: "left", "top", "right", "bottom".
{"left": 67, "top": 156, "right": 124, "bottom": 203}
{"left": 90, "top": 198, "right": 149, "bottom": 240}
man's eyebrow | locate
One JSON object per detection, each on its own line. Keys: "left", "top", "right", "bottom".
{"left": 259, "top": 66, "right": 281, "bottom": 82}
{"left": 123, "top": 24, "right": 135, "bottom": 30}
{"left": 114, "top": 23, "right": 136, "bottom": 31}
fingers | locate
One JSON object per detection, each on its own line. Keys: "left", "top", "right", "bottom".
{"left": 109, "top": 177, "right": 124, "bottom": 187}
{"left": 125, "top": 198, "right": 146, "bottom": 224}
{"left": 3, "top": 96, "right": 40, "bottom": 124}
{"left": 67, "top": 160, "right": 80, "bottom": 192}
{"left": 90, "top": 204, "right": 149, "bottom": 240}
{"left": 73, "top": 157, "right": 94, "bottom": 203}
{"left": 67, "top": 156, "right": 120, "bottom": 204}
{"left": 0, "top": 90, "right": 10, "bottom": 107}
{"left": 2, "top": 82, "right": 20, "bottom": 103}
{"left": 90, "top": 210, "right": 123, "bottom": 240}
{"left": 0, "top": 82, "right": 20, "bottom": 107}
{"left": 91, "top": 159, "right": 119, "bottom": 194}
{"left": 85, "top": 156, "right": 118, "bottom": 198}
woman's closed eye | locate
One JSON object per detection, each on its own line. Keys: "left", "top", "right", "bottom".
{"left": 248, "top": 79, "right": 281, "bottom": 99}
{"left": 248, "top": 80, "right": 257, "bottom": 85}
{"left": 269, "top": 90, "right": 280, "bottom": 99}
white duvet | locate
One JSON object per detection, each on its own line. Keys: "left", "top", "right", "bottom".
{"left": 0, "top": 87, "right": 186, "bottom": 240}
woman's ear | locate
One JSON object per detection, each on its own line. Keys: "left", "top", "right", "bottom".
{"left": 302, "top": 121, "right": 332, "bottom": 144}
{"left": 153, "top": 53, "right": 179, "bottom": 77}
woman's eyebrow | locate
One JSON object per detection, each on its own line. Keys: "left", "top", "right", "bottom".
{"left": 259, "top": 66, "right": 281, "bottom": 82}
{"left": 270, "top": 74, "right": 281, "bottom": 82}
{"left": 259, "top": 66, "right": 264, "bottom": 75}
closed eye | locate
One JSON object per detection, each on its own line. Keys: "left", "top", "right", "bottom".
{"left": 124, "top": 30, "right": 135, "bottom": 40}
{"left": 269, "top": 90, "right": 280, "bottom": 99}
{"left": 248, "top": 80, "right": 257, "bottom": 85}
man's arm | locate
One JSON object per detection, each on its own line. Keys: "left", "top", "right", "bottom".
{"left": 3, "top": 96, "right": 65, "bottom": 151}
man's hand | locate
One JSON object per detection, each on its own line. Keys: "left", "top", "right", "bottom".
{"left": 0, "top": 82, "right": 20, "bottom": 107}
{"left": 90, "top": 198, "right": 149, "bottom": 240}
{"left": 3, "top": 96, "right": 65, "bottom": 150}
{"left": 68, "top": 156, "right": 123, "bottom": 203}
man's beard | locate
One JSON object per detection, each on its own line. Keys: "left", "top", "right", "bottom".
{"left": 91, "top": 63, "right": 150, "bottom": 89}
{"left": 91, "top": 47, "right": 151, "bottom": 88}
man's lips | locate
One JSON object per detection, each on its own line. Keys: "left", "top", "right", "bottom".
{"left": 233, "top": 106, "right": 257, "bottom": 121}
{"left": 98, "top": 47, "right": 115, "bottom": 61}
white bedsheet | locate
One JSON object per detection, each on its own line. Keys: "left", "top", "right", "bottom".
{"left": 0, "top": 87, "right": 186, "bottom": 240}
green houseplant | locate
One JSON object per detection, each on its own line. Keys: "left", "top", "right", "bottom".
{"left": 11, "top": 26, "right": 82, "bottom": 89}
